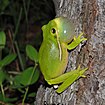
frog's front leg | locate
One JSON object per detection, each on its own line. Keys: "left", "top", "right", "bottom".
{"left": 67, "top": 32, "right": 87, "bottom": 50}
{"left": 47, "top": 66, "right": 87, "bottom": 93}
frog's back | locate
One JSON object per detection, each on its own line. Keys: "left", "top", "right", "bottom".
{"left": 39, "top": 41, "right": 68, "bottom": 80}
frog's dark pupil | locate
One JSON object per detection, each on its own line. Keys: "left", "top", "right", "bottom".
{"left": 51, "top": 28, "right": 56, "bottom": 34}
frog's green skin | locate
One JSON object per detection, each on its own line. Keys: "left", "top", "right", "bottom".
{"left": 39, "top": 17, "right": 87, "bottom": 93}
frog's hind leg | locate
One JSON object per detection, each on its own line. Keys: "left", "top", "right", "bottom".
{"left": 56, "top": 67, "right": 87, "bottom": 93}
{"left": 47, "top": 66, "right": 87, "bottom": 93}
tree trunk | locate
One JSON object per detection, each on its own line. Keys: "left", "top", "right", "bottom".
{"left": 35, "top": 0, "right": 105, "bottom": 105}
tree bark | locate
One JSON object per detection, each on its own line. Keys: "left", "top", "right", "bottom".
{"left": 35, "top": 0, "right": 105, "bottom": 105}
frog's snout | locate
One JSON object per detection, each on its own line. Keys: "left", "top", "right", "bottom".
{"left": 42, "top": 25, "right": 46, "bottom": 31}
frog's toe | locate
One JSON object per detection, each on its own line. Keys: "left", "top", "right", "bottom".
{"left": 78, "top": 32, "right": 87, "bottom": 42}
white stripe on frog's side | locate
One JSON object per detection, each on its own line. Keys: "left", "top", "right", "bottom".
{"left": 54, "top": 18, "right": 62, "bottom": 61}
{"left": 56, "top": 30, "right": 62, "bottom": 61}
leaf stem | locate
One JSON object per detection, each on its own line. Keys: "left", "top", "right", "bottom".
{"left": 1, "top": 84, "right": 5, "bottom": 101}
{"left": 14, "top": 8, "right": 22, "bottom": 41}
{"left": 22, "top": 63, "right": 38, "bottom": 105}
{"left": 15, "top": 41, "right": 24, "bottom": 71}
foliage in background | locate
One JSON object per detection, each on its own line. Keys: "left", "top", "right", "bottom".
{"left": 0, "top": 31, "right": 40, "bottom": 104}
{"left": 0, "top": 0, "right": 55, "bottom": 104}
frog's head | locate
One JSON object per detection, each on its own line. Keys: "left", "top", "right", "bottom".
{"left": 42, "top": 17, "right": 75, "bottom": 43}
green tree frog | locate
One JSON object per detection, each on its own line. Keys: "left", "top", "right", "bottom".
{"left": 39, "top": 17, "right": 87, "bottom": 93}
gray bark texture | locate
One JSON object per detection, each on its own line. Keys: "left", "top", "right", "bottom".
{"left": 35, "top": 0, "right": 105, "bottom": 105}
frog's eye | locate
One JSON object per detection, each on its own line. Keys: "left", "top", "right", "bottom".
{"left": 51, "top": 28, "right": 56, "bottom": 34}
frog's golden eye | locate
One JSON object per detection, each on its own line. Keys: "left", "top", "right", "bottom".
{"left": 51, "top": 28, "right": 56, "bottom": 34}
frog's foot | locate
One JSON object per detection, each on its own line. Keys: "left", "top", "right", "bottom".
{"left": 74, "top": 32, "right": 87, "bottom": 43}
{"left": 77, "top": 65, "right": 88, "bottom": 78}
{"left": 67, "top": 32, "right": 87, "bottom": 50}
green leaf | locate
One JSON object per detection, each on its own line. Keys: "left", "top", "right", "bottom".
{"left": 0, "top": 0, "right": 9, "bottom": 13}
{"left": 0, "top": 54, "right": 16, "bottom": 67}
{"left": 0, "top": 31, "right": 6, "bottom": 49}
{"left": 12, "top": 74, "right": 24, "bottom": 89}
{"left": 0, "top": 70, "right": 6, "bottom": 85}
{"left": 0, "top": 93, "right": 17, "bottom": 103}
{"left": 26, "top": 44, "right": 39, "bottom": 62}
{"left": 14, "top": 67, "right": 39, "bottom": 87}
{"left": 28, "top": 92, "right": 36, "bottom": 97}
